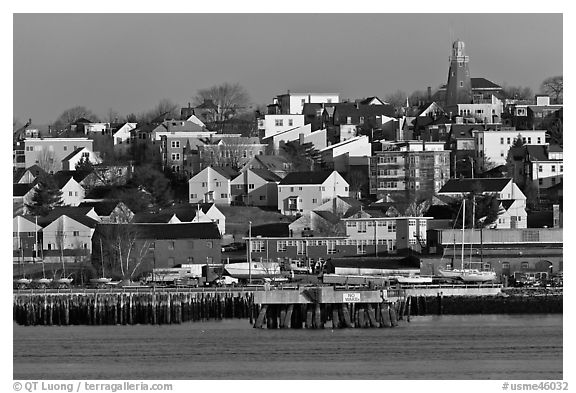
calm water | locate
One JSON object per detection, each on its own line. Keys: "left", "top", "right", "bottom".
{"left": 13, "top": 314, "right": 562, "bottom": 380}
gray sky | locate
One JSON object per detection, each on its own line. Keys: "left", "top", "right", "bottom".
{"left": 13, "top": 13, "right": 562, "bottom": 125}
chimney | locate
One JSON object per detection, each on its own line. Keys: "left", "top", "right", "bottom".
{"left": 427, "top": 87, "right": 432, "bottom": 102}
{"left": 188, "top": 102, "right": 191, "bottom": 109}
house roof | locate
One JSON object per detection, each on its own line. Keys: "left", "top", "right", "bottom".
{"left": 56, "top": 170, "right": 93, "bottom": 183}
{"left": 95, "top": 222, "right": 221, "bottom": 240}
{"left": 438, "top": 178, "right": 512, "bottom": 193}
{"left": 13, "top": 183, "right": 34, "bottom": 197}
{"left": 548, "top": 144, "right": 563, "bottom": 153}
{"left": 61, "top": 147, "right": 85, "bottom": 162}
{"left": 338, "top": 196, "right": 364, "bottom": 208}
{"left": 36, "top": 209, "right": 99, "bottom": 228}
{"left": 250, "top": 168, "right": 282, "bottom": 182}
{"left": 357, "top": 96, "right": 384, "bottom": 105}
{"left": 279, "top": 171, "right": 333, "bottom": 185}
{"left": 500, "top": 199, "right": 515, "bottom": 211}
{"left": 211, "top": 166, "right": 239, "bottom": 179}
{"left": 13, "top": 168, "right": 26, "bottom": 183}
{"left": 525, "top": 145, "right": 549, "bottom": 161}
{"left": 73, "top": 117, "right": 92, "bottom": 124}
{"left": 480, "top": 165, "right": 507, "bottom": 178}
{"left": 313, "top": 210, "right": 341, "bottom": 225}
{"left": 51, "top": 172, "right": 76, "bottom": 189}
{"left": 253, "top": 155, "right": 291, "bottom": 171}
{"left": 78, "top": 200, "right": 123, "bottom": 216}
{"left": 471, "top": 78, "right": 502, "bottom": 90}
{"left": 251, "top": 223, "right": 290, "bottom": 237}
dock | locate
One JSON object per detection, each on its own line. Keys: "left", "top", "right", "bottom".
{"left": 252, "top": 286, "right": 407, "bottom": 329}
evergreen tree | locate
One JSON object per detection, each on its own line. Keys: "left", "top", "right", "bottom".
{"left": 25, "top": 175, "right": 63, "bottom": 216}
{"left": 280, "top": 140, "right": 321, "bottom": 171}
{"left": 75, "top": 156, "right": 94, "bottom": 173}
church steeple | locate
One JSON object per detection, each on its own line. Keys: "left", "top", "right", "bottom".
{"left": 445, "top": 39, "right": 472, "bottom": 107}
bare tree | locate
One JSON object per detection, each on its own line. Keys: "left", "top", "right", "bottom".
{"left": 194, "top": 82, "right": 251, "bottom": 121}
{"left": 101, "top": 225, "right": 151, "bottom": 280}
{"left": 52, "top": 106, "right": 98, "bottom": 131}
{"left": 540, "top": 76, "right": 563, "bottom": 104}
{"left": 55, "top": 219, "right": 67, "bottom": 278}
{"left": 199, "top": 137, "right": 254, "bottom": 170}
{"left": 502, "top": 85, "right": 534, "bottom": 101}
{"left": 36, "top": 149, "right": 58, "bottom": 174}
{"left": 404, "top": 199, "right": 431, "bottom": 217}
{"left": 384, "top": 90, "right": 408, "bottom": 113}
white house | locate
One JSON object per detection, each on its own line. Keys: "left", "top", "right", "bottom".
{"left": 258, "top": 114, "right": 305, "bottom": 138}
{"left": 275, "top": 92, "right": 340, "bottom": 114}
{"left": 61, "top": 147, "right": 102, "bottom": 171}
{"left": 23, "top": 138, "right": 94, "bottom": 172}
{"left": 277, "top": 171, "right": 350, "bottom": 216}
{"left": 319, "top": 135, "right": 371, "bottom": 172}
{"left": 262, "top": 124, "right": 315, "bottom": 152}
{"left": 54, "top": 173, "right": 86, "bottom": 206}
{"left": 188, "top": 166, "right": 238, "bottom": 205}
{"left": 112, "top": 122, "right": 137, "bottom": 154}
{"left": 438, "top": 178, "right": 527, "bottom": 229}
{"left": 41, "top": 214, "right": 98, "bottom": 256}
{"left": 475, "top": 129, "right": 547, "bottom": 168}
{"left": 231, "top": 168, "right": 281, "bottom": 207}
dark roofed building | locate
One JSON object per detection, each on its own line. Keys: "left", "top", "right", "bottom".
{"left": 251, "top": 168, "right": 282, "bottom": 183}
{"left": 13, "top": 183, "right": 34, "bottom": 197}
{"left": 92, "top": 222, "right": 222, "bottom": 277}
{"left": 251, "top": 223, "right": 290, "bottom": 237}
{"left": 279, "top": 171, "right": 333, "bottom": 185}
{"left": 438, "top": 178, "right": 512, "bottom": 194}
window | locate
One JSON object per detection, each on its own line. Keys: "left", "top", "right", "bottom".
{"left": 551, "top": 165, "right": 556, "bottom": 172}
{"left": 507, "top": 137, "right": 511, "bottom": 144}
{"left": 171, "top": 153, "right": 180, "bottom": 161}
{"left": 296, "top": 241, "right": 305, "bottom": 255}
{"left": 277, "top": 241, "right": 287, "bottom": 252}
{"left": 63, "top": 146, "right": 67, "bottom": 151}
{"left": 500, "top": 138, "right": 504, "bottom": 144}
{"left": 538, "top": 165, "right": 543, "bottom": 173}
{"left": 243, "top": 150, "right": 247, "bottom": 158}
{"left": 251, "top": 240, "right": 265, "bottom": 253}
{"left": 206, "top": 241, "right": 213, "bottom": 249}
{"left": 201, "top": 182, "right": 206, "bottom": 187}
{"left": 359, "top": 116, "right": 364, "bottom": 125}
{"left": 249, "top": 184, "right": 255, "bottom": 190}
{"left": 73, "top": 231, "right": 79, "bottom": 236}
{"left": 171, "top": 141, "right": 180, "bottom": 148}
{"left": 288, "top": 119, "right": 293, "bottom": 126}
{"left": 190, "top": 194, "right": 197, "bottom": 199}
{"left": 149, "top": 242, "right": 155, "bottom": 250}
{"left": 537, "top": 137, "right": 541, "bottom": 144}
{"left": 346, "top": 117, "right": 352, "bottom": 124}
{"left": 69, "top": 191, "right": 73, "bottom": 196}
{"left": 357, "top": 241, "right": 366, "bottom": 255}
{"left": 275, "top": 119, "right": 283, "bottom": 127}
{"left": 187, "top": 257, "right": 194, "bottom": 263}
{"left": 387, "top": 221, "right": 396, "bottom": 232}
{"left": 259, "top": 196, "right": 265, "bottom": 200}
{"left": 327, "top": 240, "right": 336, "bottom": 255}
{"left": 458, "top": 61, "right": 463, "bottom": 67}
{"left": 528, "top": 137, "right": 532, "bottom": 144}
{"left": 560, "top": 165, "right": 563, "bottom": 173}
{"left": 502, "top": 262, "right": 510, "bottom": 270}
{"left": 358, "top": 222, "right": 367, "bottom": 233}
{"left": 312, "top": 198, "right": 317, "bottom": 203}
{"left": 215, "top": 182, "right": 221, "bottom": 187}
{"left": 220, "top": 193, "right": 228, "bottom": 198}
{"left": 460, "top": 81, "right": 463, "bottom": 87}
{"left": 168, "top": 241, "right": 175, "bottom": 250}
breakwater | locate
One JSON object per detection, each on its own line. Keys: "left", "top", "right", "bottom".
{"left": 13, "top": 290, "right": 255, "bottom": 326}
{"left": 408, "top": 293, "right": 563, "bottom": 316}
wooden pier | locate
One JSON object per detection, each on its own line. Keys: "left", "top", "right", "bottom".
{"left": 13, "top": 289, "right": 256, "bottom": 326}
{"left": 251, "top": 286, "right": 408, "bottom": 329}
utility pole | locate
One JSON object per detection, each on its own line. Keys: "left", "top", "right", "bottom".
{"left": 248, "top": 221, "right": 252, "bottom": 284}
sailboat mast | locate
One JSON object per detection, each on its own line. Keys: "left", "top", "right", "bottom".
{"left": 470, "top": 194, "right": 475, "bottom": 266}
{"left": 461, "top": 199, "right": 465, "bottom": 270}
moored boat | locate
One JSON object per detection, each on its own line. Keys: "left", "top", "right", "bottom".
{"left": 224, "top": 261, "right": 281, "bottom": 279}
